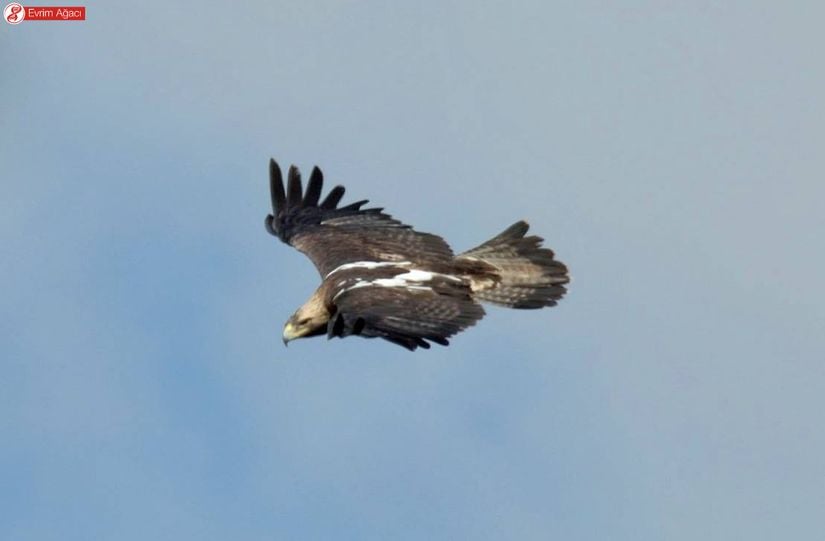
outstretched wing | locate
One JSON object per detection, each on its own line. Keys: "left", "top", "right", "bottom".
{"left": 265, "top": 160, "right": 454, "bottom": 277}
{"left": 328, "top": 285, "right": 486, "bottom": 351}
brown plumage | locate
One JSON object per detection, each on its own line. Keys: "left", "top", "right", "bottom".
{"left": 265, "top": 159, "right": 570, "bottom": 351}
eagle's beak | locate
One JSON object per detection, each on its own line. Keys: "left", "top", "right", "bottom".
{"left": 282, "top": 321, "right": 299, "bottom": 346}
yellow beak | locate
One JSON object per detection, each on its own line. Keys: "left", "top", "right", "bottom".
{"left": 282, "top": 321, "right": 301, "bottom": 345}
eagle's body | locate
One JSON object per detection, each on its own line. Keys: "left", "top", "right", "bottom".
{"left": 265, "top": 160, "right": 569, "bottom": 350}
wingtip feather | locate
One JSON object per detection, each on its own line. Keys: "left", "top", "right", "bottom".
{"left": 287, "top": 165, "right": 303, "bottom": 208}
{"left": 320, "top": 185, "right": 346, "bottom": 209}
{"left": 304, "top": 166, "right": 324, "bottom": 207}
{"left": 269, "top": 159, "right": 286, "bottom": 214}
{"left": 340, "top": 199, "right": 369, "bottom": 211}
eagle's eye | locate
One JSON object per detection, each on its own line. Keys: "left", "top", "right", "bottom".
{"left": 297, "top": 317, "right": 311, "bottom": 326}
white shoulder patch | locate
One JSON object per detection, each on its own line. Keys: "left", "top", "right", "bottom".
{"left": 375, "top": 269, "right": 435, "bottom": 286}
{"left": 325, "top": 260, "right": 412, "bottom": 279}
{"left": 332, "top": 268, "right": 463, "bottom": 301}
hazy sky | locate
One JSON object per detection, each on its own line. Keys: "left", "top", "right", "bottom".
{"left": 3, "top": 2, "right": 824, "bottom": 539}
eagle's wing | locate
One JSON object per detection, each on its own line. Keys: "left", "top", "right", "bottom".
{"left": 328, "top": 285, "right": 486, "bottom": 351}
{"left": 265, "top": 160, "right": 454, "bottom": 277}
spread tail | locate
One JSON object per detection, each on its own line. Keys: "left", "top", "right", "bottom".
{"left": 456, "top": 221, "right": 569, "bottom": 309}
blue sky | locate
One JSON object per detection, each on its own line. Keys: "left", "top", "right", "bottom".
{"left": 3, "top": 1, "right": 824, "bottom": 539}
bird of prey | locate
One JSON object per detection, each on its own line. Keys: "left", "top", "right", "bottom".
{"left": 265, "top": 159, "right": 570, "bottom": 351}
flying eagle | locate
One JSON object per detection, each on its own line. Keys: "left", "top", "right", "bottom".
{"left": 265, "top": 160, "right": 570, "bottom": 351}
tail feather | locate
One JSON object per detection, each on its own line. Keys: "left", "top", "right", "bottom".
{"left": 457, "top": 221, "right": 569, "bottom": 309}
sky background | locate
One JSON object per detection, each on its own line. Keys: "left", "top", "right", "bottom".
{"left": 3, "top": 1, "right": 824, "bottom": 539}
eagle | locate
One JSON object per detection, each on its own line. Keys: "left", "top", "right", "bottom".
{"left": 265, "top": 159, "right": 570, "bottom": 351}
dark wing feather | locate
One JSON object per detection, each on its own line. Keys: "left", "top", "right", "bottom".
{"left": 286, "top": 165, "right": 303, "bottom": 208}
{"left": 303, "top": 167, "right": 323, "bottom": 207}
{"left": 269, "top": 160, "right": 285, "bottom": 215}
{"left": 320, "top": 186, "right": 345, "bottom": 209}
{"left": 266, "top": 159, "right": 454, "bottom": 276}
{"left": 329, "top": 286, "right": 485, "bottom": 351}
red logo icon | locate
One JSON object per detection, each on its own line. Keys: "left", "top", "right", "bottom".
{"left": 4, "top": 3, "right": 25, "bottom": 23}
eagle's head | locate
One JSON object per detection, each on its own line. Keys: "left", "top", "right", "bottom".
{"left": 282, "top": 291, "right": 330, "bottom": 345}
